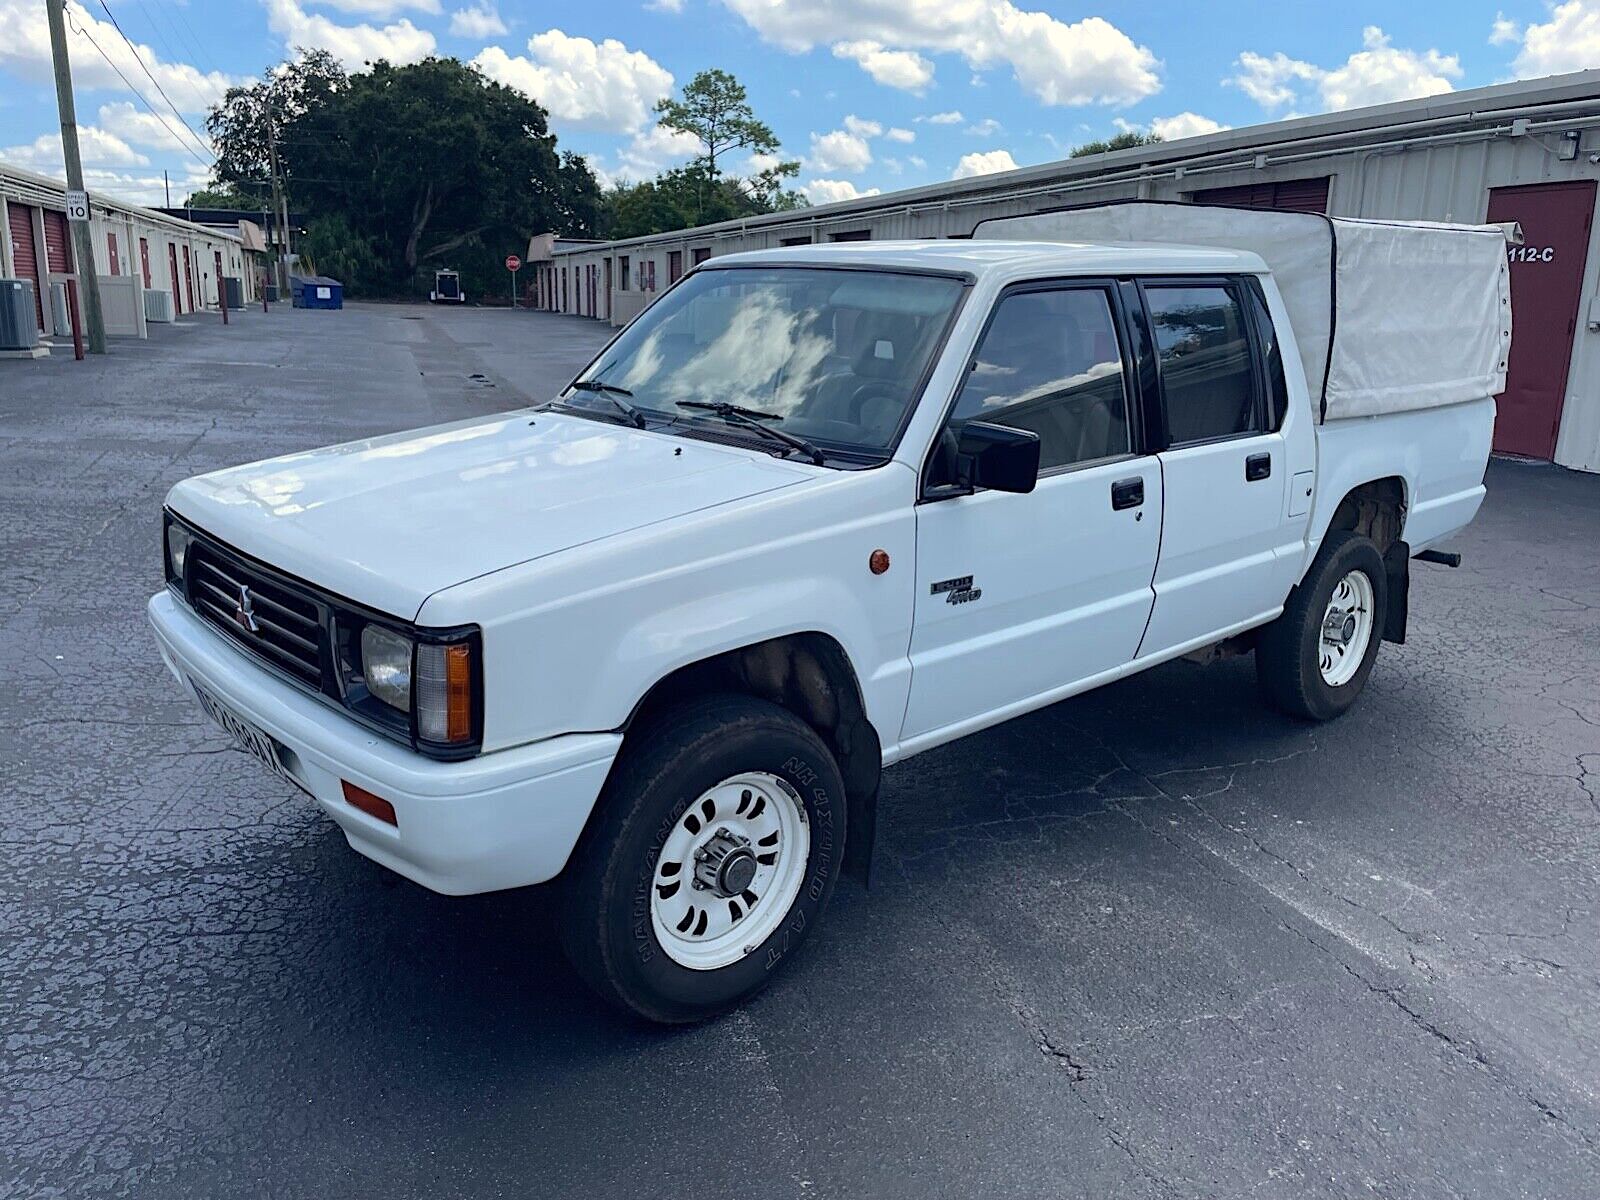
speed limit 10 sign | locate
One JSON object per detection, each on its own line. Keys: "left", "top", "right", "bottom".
{"left": 505, "top": 254, "right": 521, "bottom": 272}
{"left": 65, "top": 190, "right": 90, "bottom": 222}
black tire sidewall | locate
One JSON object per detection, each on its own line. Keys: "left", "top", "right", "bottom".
{"left": 1291, "top": 532, "right": 1388, "bottom": 719}
{"left": 575, "top": 697, "right": 845, "bottom": 1022}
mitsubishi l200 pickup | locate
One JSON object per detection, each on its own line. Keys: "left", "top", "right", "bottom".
{"left": 149, "top": 203, "right": 1512, "bottom": 1022}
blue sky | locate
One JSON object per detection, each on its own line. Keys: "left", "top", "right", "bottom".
{"left": 1, "top": 0, "right": 1596, "bottom": 208}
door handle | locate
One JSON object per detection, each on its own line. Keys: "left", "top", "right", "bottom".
{"left": 1245, "top": 452, "right": 1272, "bottom": 482}
{"left": 1111, "top": 477, "right": 1144, "bottom": 510}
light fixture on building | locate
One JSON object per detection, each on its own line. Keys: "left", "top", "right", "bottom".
{"left": 1559, "top": 130, "right": 1581, "bottom": 161}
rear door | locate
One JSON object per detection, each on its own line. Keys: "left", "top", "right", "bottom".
{"left": 904, "top": 280, "right": 1162, "bottom": 743}
{"left": 1486, "top": 180, "right": 1595, "bottom": 459}
{"left": 1135, "top": 277, "right": 1292, "bottom": 658}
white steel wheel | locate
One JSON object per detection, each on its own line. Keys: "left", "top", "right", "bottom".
{"left": 649, "top": 771, "right": 810, "bottom": 971}
{"left": 1318, "top": 569, "right": 1375, "bottom": 687}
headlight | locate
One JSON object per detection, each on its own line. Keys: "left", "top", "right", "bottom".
{"left": 360, "top": 624, "right": 413, "bottom": 712}
{"left": 165, "top": 522, "right": 192, "bottom": 580}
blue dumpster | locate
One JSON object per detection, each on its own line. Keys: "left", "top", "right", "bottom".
{"left": 290, "top": 274, "right": 343, "bottom": 310}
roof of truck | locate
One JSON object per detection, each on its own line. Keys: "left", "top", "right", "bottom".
{"left": 706, "top": 238, "right": 1268, "bottom": 278}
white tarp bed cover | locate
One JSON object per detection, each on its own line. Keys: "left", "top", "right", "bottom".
{"left": 973, "top": 203, "right": 1512, "bottom": 423}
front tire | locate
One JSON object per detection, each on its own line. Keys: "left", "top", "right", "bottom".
{"left": 1256, "top": 530, "right": 1388, "bottom": 721}
{"left": 558, "top": 694, "right": 846, "bottom": 1023}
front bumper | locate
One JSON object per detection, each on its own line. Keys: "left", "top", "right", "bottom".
{"left": 148, "top": 590, "right": 621, "bottom": 895}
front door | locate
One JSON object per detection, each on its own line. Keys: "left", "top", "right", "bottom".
{"left": 904, "top": 282, "right": 1162, "bottom": 744}
{"left": 1135, "top": 279, "right": 1291, "bottom": 658}
{"left": 1486, "top": 180, "right": 1595, "bottom": 459}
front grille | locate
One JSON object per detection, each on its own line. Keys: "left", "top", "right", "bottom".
{"left": 187, "top": 542, "right": 328, "bottom": 689}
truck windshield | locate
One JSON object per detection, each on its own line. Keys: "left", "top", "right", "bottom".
{"left": 563, "top": 267, "right": 965, "bottom": 461}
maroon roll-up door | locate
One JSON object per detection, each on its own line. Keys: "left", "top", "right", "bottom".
{"left": 139, "top": 237, "right": 151, "bottom": 288}
{"left": 43, "top": 209, "right": 72, "bottom": 272}
{"left": 1191, "top": 176, "right": 1331, "bottom": 213}
{"left": 1486, "top": 180, "right": 1595, "bottom": 460}
{"left": 168, "top": 243, "right": 182, "bottom": 313}
{"left": 7, "top": 203, "right": 43, "bottom": 329}
{"left": 107, "top": 231, "right": 120, "bottom": 276}
{"left": 182, "top": 244, "right": 194, "bottom": 311}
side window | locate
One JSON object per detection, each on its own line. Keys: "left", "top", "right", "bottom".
{"left": 949, "top": 287, "right": 1131, "bottom": 471}
{"left": 1145, "top": 284, "right": 1260, "bottom": 444}
{"left": 1246, "top": 281, "right": 1289, "bottom": 430}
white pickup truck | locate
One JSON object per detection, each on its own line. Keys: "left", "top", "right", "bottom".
{"left": 149, "top": 204, "right": 1511, "bottom": 1022}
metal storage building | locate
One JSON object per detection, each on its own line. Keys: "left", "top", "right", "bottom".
{"left": 0, "top": 160, "right": 252, "bottom": 343}
{"left": 536, "top": 69, "right": 1600, "bottom": 473}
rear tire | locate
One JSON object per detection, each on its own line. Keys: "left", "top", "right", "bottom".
{"left": 1256, "top": 530, "right": 1388, "bottom": 721}
{"left": 558, "top": 694, "right": 846, "bottom": 1024}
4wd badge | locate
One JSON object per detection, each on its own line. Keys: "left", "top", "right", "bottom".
{"left": 931, "top": 575, "right": 982, "bottom": 605}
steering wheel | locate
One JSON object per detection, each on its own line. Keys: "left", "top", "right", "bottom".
{"left": 843, "top": 382, "right": 902, "bottom": 429}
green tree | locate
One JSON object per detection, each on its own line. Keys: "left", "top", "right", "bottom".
{"left": 207, "top": 54, "right": 600, "bottom": 297}
{"left": 652, "top": 69, "right": 801, "bottom": 219}
{"left": 1069, "top": 130, "right": 1163, "bottom": 158}
{"left": 180, "top": 185, "right": 265, "bottom": 209}
{"left": 206, "top": 49, "right": 347, "bottom": 208}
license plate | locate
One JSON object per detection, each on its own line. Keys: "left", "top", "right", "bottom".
{"left": 192, "top": 681, "right": 295, "bottom": 785}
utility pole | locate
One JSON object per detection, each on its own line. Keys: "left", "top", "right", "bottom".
{"left": 163, "top": 169, "right": 170, "bottom": 207}
{"left": 45, "top": 0, "right": 106, "bottom": 354}
{"left": 265, "top": 96, "right": 291, "bottom": 292}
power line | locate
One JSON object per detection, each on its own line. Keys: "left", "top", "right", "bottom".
{"left": 125, "top": 0, "right": 216, "bottom": 117}
{"left": 65, "top": 7, "right": 213, "bottom": 169}
{"left": 91, "top": 0, "right": 215, "bottom": 164}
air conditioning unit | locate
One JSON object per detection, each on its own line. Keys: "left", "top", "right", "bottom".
{"left": 0, "top": 279, "right": 39, "bottom": 351}
{"left": 49, "top": 282, "right": 69, "bottom": 333}
{"left": 144, "top": 289, "right": 175, "bottom": 323}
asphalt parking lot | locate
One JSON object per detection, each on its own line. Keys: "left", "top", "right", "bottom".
{"left": 3, "top": 303, "right": 1599, "bottom": 1199}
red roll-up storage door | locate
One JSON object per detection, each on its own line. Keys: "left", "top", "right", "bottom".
{"left": 43, "top": 209, "right": 72, "bottom": 272}
{"left": 7, "top": 203, "right": 43, "bottom": 329}
{"left": 1190, "top": 176, "right": 1331, "bottom": 214}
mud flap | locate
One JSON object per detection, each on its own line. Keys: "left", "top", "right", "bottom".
{"left": 1383, "top": 540, "right": 1409, "bottom": 644}
{"left": 842, "top": 784, "right": 878, "bottom": 887}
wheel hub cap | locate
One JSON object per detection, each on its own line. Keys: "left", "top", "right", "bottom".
{"left": 694, "top": 829, "right": 759, "bottom": 897}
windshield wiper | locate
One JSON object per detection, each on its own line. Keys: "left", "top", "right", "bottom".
{"left": 568, "top": 378, "right": 646, "bottom": 428}
{"left": 676, "top": 400, "right": 826, "bottom": 465}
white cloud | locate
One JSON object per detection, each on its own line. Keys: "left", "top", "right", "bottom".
{"left": 605, "top": 123, "right": 702, "bottom": 183}
{"left": 1505, "top": 1, "right": 1600, "bottom": 76}
{"left": 802, "top": 178, "right": 880, "bottom": 204}
{"left": 309, "top": 0, "right": 440, "bottom": 15}
{"left": 842, "top": 114, "right": 883, "bottom": 138}
{"left": 0, "top": 0, "right": 232, "bottom": 115}
{"left": 1228, "top": 26, "right": 1460, "bottom": 113}
{"left": 886, "top": 126, "right": 915, "bottom": 143}
{"left": 808, "top": 128, "right": 873, "bottom": 174}
{"left": 449, "top": 2, "right": 507, "bottom": 37}
{"left": 2, "top": 126, "right": 149, "bottom": 171}
{"left": 97, "top": 101, "right": 212, "bottom": 157}
{"left": 952, "top": 148, "right": 1018, "bottom": 178}
{"left": 908, "top": 154, "right": 927, "bottom": 168}
{"left": 647, "top": 0, "right": 686, "bottom": 10}
{"left": 1148, "top": 111, "right": 1229, "bottom": 140}
{"left": 264, "top": 0, "right": 436, "bottom": 68}
{"left": 1489, "top": 11, "right": 1522, "bottom": 45}
{"left": 472, "top": 30, "right": 674, "bottom": 133}
{"left": 919, "top": 110, "right": 964, "bottom": 125}
{"left": 831, "top": 40, "right": 934, "bottom": 92}
{"left": 721, "top": 0, "right": 1160, "bottom": 106}
{"left": 966, "top": 117, "right": 1002, "bottom": 136}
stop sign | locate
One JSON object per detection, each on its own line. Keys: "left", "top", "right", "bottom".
{"left": 505, "top": 254, "right": 521, "bottom": 271}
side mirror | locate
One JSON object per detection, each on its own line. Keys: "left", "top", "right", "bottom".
{"left": 955, "top": 421, "right": 1040, "bottom": 495}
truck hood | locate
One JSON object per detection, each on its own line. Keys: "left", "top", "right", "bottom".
{"left": 166, "top": 411, "right": 817, "bottom": 618}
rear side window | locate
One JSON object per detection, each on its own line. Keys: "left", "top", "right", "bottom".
{"left": 1145, "top": 284, "right": 1260, "bottom": 444}
{"left": 950, "top": 287, "right": 1131, "bottom": 471}
{"left": 1246, "top": 281, "right": 1289, "bottom": 430}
